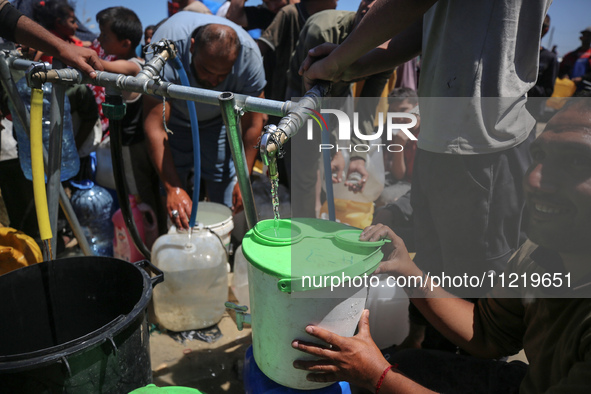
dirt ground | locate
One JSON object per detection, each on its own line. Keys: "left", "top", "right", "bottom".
{"left": 148, "top": 282, "right": 253, "bottom": 393}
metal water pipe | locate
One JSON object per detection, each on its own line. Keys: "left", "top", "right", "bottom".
{"left": 25, "top": 44, "right": 329, "bottom": 229}
{"left": 47, "top": 59, "right": 66, "bottom": 254}
{"left": 28, "top": 68, "right": 292, "bottom": 117}
{"left": 219, "top": 92, "right": 258, "bottom": 229}
{"left": 0, "top": 52, "right": 92, "bottom": 256}
{"left": 259, "top": 83, "right": 330, "bottom": 180}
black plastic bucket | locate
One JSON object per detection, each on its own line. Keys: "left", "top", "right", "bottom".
{"left": 0, "top": 256, "right": 163, "bottom": 393}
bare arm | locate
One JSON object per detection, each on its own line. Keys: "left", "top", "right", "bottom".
{"left": 345, "top": 19, "right": 423, "bottom": 81}
{"left": 302, "top": 0, "right": 432, "bottom": 86}
{"left": 99, "top": 59, "right": 142, "bottom": 76}
{"left": 361, "top": 224, "right": 506, "bottom": 359}
{"left": 143, "top": 95, "right": 192, "bottom": 229}
{"left": 101, "top": 59, "right": 143, "bottom": 102}
{"left": 14, "top": 15, "right": 103, "bottom": 77}
{"left": 226, "top": 0, "right": 248, "bottom": 28}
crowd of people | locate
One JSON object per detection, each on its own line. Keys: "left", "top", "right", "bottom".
{"left": 0, "top": 0, "right": 590, "bottom": 393}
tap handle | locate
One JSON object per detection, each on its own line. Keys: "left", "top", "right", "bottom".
{"left": 225, "top": 301, "right": 251, "bottom": 331}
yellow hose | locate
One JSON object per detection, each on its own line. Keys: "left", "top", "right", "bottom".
{"left": 30, "top": 87, "right": 52, "bottom": 241}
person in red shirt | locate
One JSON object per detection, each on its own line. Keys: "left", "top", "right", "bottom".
{"left": 32, "top": 0, "right": 85, "bottom": 63}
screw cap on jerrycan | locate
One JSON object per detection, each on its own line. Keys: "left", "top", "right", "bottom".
{"left": 70, "top": 180, "right": 114, "bottom": 257}
{"left": 112, "top": 195, "right": 158, "bottom": 262}
{"left": 241, "top": 218, "right": 387, "bottom": 390}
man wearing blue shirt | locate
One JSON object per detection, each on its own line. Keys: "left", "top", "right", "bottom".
{"left": 144, "top": 12, "right": 265, "bottom": 229}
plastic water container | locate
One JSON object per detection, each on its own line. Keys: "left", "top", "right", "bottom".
{"left": 70, "top": 180, "right": 114, "bottom": 256}
{"left": 319, "top": 199, "right": 375, "bottom": 229}
{"left": 242, "top": 218, "right": 385, "bottom": 390}
{"left": 112, "top": 195, "right": 158, "bottom": 262}
{"left": 243, "top": 346, "right": 351, "bottom": 394}
{"left": 151, "top": 227, "right": 228, "bottom": 331}
{"left": 319, "top": 144, "right": 384, "bottom": 228}
{"left": 323, "top": 143, "right": 385, "bottom": 204}
{"left": 365, "top": 274, "right": 410, "bottom": 350}
{"left": 169, "top": 201, "right": 233, "bottom": 250}
{"left": 11, "top": 77, "right": 80, "bottom": 181}
{"left": 231, "top": 244, "right": 250, "bottom": 308}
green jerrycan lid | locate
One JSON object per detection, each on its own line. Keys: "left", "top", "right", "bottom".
{"left": 252, "top": 218, "right": 303, "bottom": 245}
{"left": 129, "top": 384, "right": 205, "bottom": 393}
{"left": 242, "top": 218, "right": 387, "bottom": 293}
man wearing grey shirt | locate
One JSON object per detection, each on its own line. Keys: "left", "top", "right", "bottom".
{"left": 300, "top": 0, "right": 553, "bottom": 350}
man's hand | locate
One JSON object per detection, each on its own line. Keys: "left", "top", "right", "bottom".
{"left": 232, "top": 181, "right": 244, "bottom": 214}
{"left": 292, "top": 310, "right": 391, "bottom": 392}
{"left": 167, "top": 187, "right": 193, "bottom": 230}
{"left": 360, "top": 224, "right": 419, "bottom": 278}
{"left": 14, "top": 16, "right": 103, "bottom": 79}
{"left": 57, "top": 44, "right": 103, "bottom": 78}
{"left": 299, "top": 43, "right": 343, "bottom": 91}
{"left": 227, "top": 0, "right": 249, "bottom": 28}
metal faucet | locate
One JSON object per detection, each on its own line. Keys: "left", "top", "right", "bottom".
{"left": 258, "top": 83, "right": 330, "bottom": 174}
{"left": 260, "top": 124, "right": 281, "bottom": 180}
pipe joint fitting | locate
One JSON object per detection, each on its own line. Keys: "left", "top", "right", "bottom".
{"left": 26, "top": 62, "right": 50, "bottom": 89}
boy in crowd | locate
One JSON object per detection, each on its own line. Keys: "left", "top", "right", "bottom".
{"left": 96, "top": 7, "right": 165, "bottom": 233}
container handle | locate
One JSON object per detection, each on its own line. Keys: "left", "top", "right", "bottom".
{"left": 277, "top": 278, "right": 292, "bottom": 293}
{"left": 206, "top": 227, "right": 229, "bottom": 262}
{"left": 60, "top": 356, "right": 72, "bottom": 377}
{"left": 134, "top": 260, "right": 164, "bottom": 287}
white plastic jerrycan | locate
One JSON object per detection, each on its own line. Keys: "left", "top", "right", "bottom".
{"left": 151, "top": 227, "right": 228, "bottom": 331}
